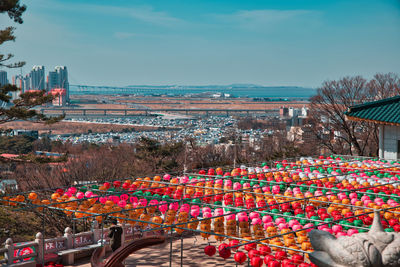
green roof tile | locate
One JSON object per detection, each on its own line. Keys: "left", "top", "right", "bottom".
{"left": 344, "top": 95, "right": 400, "bottom": 125}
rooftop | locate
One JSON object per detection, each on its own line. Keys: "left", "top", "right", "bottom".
{"left": 345, "top": 95, "right": 400, "bottom": 125}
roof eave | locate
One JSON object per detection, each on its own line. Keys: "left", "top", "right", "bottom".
{"left": 346, "top": 115, "right": 400, "bottom": 126}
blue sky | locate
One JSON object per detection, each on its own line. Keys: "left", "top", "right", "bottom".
{"left": 2, "top": 0, "right": 400, "bottom": 87}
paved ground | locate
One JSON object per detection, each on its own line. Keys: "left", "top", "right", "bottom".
{"left": 69, "top": 235, "right": 240, "bottom": 267}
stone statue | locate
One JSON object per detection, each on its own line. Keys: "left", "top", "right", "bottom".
{"left": 309, "top": 211, "right": 400, "bottom": 267}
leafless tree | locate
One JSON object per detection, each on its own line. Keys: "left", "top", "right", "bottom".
{"left": 309, "top": 73, "right": 399, "bottom": 156}
{"left": 367, "top": 72, "right": 400, "bottom": 99}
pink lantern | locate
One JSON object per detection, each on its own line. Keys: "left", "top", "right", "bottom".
{"left": 139, "top": 198, "right": 148, "bottom": 206}
{"left": 99, "top": 197, "right": 107, "bottom": 204}
{"left": 159, "top": 201, "right": 168, "bottom": 214}
{"left": 191, "top": 209, "right": 200, "bottom": 217}
{"left": 118, "top": 200, "right": 127, "bottom": 208}
{"left": 129, "top": 196, "right": 138, "bottom": 204}
{"left": 262, "top": 215, "right": 272, "bottom": 223}
{"left": 68, "top": 187, "right": 77, "bottom": 194}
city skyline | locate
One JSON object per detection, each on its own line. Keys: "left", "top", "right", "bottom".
{"left": 1, "top": 0, "right": 400, "bottom": 87}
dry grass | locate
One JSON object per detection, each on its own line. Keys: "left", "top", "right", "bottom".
{"left": 1, "top": 121, "right": 157, "bottom": 135}
{"left": 72, "top": 96, "right": 309, "bottom": 110}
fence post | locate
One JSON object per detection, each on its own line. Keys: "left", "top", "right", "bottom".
{"left": 64, "top": 227, "right": 73, "bottom": 249}
{"left": 5, "top": 238, "right": 14, "bottom": 265}
{"left": 92, "top": 221, "right": 101, "bottom": 244}
{"left": 62, "top": 227, "right": 75, "bottom": 265}
{"left": 35, "top": 232, "right": 44, "bottom": 265}
{"left": 121, "top": 223, "right": 126, "bottom": 245}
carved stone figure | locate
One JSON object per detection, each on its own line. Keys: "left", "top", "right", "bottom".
{"left": 309, "top": 211, "right": 400, "bottom": 267}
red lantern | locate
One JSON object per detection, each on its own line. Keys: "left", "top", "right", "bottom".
{"left": 264, "top": 255, "right": 275, "bottom": 264}
{"left": 244, "top": 243, "right": 257, "bottom": 251}
{"left": 389, "top": 218, "right": 398, "bottom": 227}
{"left": 305, "top": 206, "right": 315, "bottom": 213}
{"left": 267, "top": 260, "right": 281, "bottom": 267}
{"left": 204, "top": 245, "right": 216, "bottom": 256}
{"left": 274, "top": 251, "right": 287, "bottom": 261}
{"left": 291, "top": 202, "right": 301, "bottom": 210}
{"left": 281, "top": 259, "right": 294, "bottom": 266}
{"left": 292, "top": 254, "right": 304, "bottom": 264}
{"left": 280, "top": 203, "right": 291, "bottom": 212}
{"left": 258, "top": 245, "right": 271, "bottom": 256}
{"left": 56, "top": 188, "right": 64, "bottom": 195}
{"left": 248, "top": 249, "right": 260, "bottom": 259}
{"left": 294, "top": 208, "right": 304, "bottom": 215}
{"left": 122, "top": 183, "right": 130, "bottom": 190}
{"left": 234, "top": 251, "right": 247, "bottom": 264}
{"left": 394, "top": 224, "right": 400, "bottom": 232}
{"left": 251, "top": 256, "right": 263, "bottom": 267}
{"left": 229, "top": 239, "right": 240, "bottom": 251}
{"left": 218, "top": 243, "right": 231, "bottom": 259}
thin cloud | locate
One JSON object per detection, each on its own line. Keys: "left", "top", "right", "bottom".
{"left": 128, "top": 6, "right": 185, "bottom": 27}
{"left": 213, "top": 9, "right": 318, "bottom": 30}
{"left": 114, "top": 32, "right": 137, "bottom": 40}
{"left": 28, "top": 0, "right": 185, "bottom": 28}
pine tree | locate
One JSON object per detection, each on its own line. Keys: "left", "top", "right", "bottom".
{"left": 0, "top": 0, "right": 62, "bottom": 124}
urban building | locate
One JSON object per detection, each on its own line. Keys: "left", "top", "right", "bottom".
{"left": 12, "top": 65, "right": 70, "bottom": 105}
{"left": 50, "top": 88, "right": 67, "bottom": 106}
{"left": 47, "top": 71, "right": 58, "bottom": 91}
{"left": 288, "top": 107, "right": 300, "bottom": 117}
{"left": 55, "top": 66, "right": 69, "bottom": 102}
{"left": 30, "top": 65, "right": 45, "bottom": 90}
{"left": 1, "top": 71, "right": 20, "bottom": 102}
{"left": 12, "top": 74, "right": 31, "bottom": 93}
{"left": 0, "top": 70, "right": 7, "bottom": 86}
{"left": 301, "top": 106, "right": 309, "bottom": 117}
{"left": 46, "top": 66, "right": 69, "bottom": 102}
{"left": 279, "top": 107, "right": 289, "bottom": 117}
{"left": 12, "top": 129, "right": 39, "bottom": 139}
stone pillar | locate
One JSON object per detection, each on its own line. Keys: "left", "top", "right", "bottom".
{"left": 5, "top": 238, "right": 14, "bottom": 266}
{"left": 64, "top": 227, "right": 73, "bottom": 249}
{"left": 62, "top": 227, "right": 75, "bottom": 265}
{"left": 121, "top": 223, "right": 126, "bottom": 245}
{"left": 35, "top": 232, "right": 44, "bottom": 265}
{"left": 92, "top": 221, "right": 101, "bottom": 243}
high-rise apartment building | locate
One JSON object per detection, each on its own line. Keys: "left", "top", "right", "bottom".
{"left": 30, "top": 65, "right": 45, "bottom": 90}
{"left": 46, "top": 66, "right": 69, "bottom": 102}
{"left": 55, "top": 66, "right": 69, "bottom": 102}
{"left": 0, "top": 70, "right": 8, "bottom": 86}
{"left": 13, "top": 74, "right": 30, "bottom": 93}
{"left": 47, "top": 71, "right": 58, "bottom": 91}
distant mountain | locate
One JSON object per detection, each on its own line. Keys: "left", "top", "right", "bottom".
{"left": 227, "top": 83, "right": 261, "bottom": 88}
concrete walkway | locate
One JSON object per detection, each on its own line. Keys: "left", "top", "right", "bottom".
{"left": 68, "top": 235, "right": 239, "bottom": 267}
